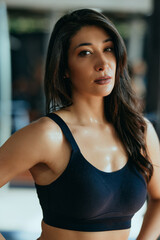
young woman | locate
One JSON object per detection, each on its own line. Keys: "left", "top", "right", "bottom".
{"left": 0, "top": 9, "right": 160, "bottom": 240}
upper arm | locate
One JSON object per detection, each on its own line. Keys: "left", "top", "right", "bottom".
{"left": 0, "top": 117, "right": 61, "bottom": 187}
{"left": 145, "top": 119, "right": 160, "bottom": 199}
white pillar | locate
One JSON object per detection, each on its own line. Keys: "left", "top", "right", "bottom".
{"left": 0, "top": 1, "right": 12, "bottom": 146}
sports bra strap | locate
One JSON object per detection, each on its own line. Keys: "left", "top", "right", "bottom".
{"left": 46, "top": 113, "right": 80, "bottom": 151}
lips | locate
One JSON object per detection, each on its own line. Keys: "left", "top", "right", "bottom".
{"left": 94, "top": 76, "right": 112, "bottom": 85}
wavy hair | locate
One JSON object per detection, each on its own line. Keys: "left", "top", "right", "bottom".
{"left": 44, "top": 8, "right": 153, "bottom": 182}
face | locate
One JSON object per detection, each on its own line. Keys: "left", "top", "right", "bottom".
{"left": 65, "top": 26, "right": 117, "bottom": 98}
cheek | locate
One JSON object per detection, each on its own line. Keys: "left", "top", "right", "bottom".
{"left": 111, "top": 61, "right": 117, "bottom": 76}
{"left": 68, "top": 61, "right": 89, "bottom": 79}
{"left": 111, "top": 56, "right": 116, "bottom": 68}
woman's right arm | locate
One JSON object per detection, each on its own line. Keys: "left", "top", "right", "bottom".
{"left": 0, "top": 117, "right": 58, "bottom": 187}
{"left": 0, "top": 233, "right": 6, "bottom": 240}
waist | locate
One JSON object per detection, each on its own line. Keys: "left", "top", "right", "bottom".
{"left": 39, "top": 221, "right": 130, "bottom": 240}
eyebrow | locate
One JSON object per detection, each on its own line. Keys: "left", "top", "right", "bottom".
{"left": 73, "top": 38, "right": 113, "bottom": 51}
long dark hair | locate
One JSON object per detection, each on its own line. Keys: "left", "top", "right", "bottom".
{"left": 44, "top": 8, "right": 153, "bottom": 182}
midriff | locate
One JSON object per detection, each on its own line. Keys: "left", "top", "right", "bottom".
{"left": 38, "top": 221, "right": 130, "bottom": 240}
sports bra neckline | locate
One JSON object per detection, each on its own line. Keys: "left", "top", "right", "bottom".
{"left": 47, "top": 112, "right": 130, "bottom": 175}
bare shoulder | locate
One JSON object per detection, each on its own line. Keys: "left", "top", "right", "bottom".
{"left": 33, "top": 116, "right": 64, "bottom": 152}
{"left": 31, "top": 115, "right": 61, "bottom": 138}
{"left": 15, "top": 116, "right": 61, "bottom": 144}
{"left": 143, "top": 117, "right": 160, "bottom": 198}
{"left": 0, "top": 116, "right": 63, "bottom": 186}
{"left": 2, "top": 116, "right": 61, "bottom": 156}
{"left": 143, "top": 117, "right": 160, "bottom": 163}
{"left": 20, "top": 116, "right": 65, "bottom": 163}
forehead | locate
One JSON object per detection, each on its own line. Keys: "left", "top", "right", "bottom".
{"left": 69, "top": 25, "right": 111, "bottom": 48}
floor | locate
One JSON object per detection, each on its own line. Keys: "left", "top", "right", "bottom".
{"left": 0, "top": 185, "right": 146, "bottom": 240}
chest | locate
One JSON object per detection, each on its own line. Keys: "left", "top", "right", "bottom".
{"left": 69, "top": 124, "right": 128, "bottom": 173}
{"left": 40, "top": 150, "right": 147, "bottom": 221}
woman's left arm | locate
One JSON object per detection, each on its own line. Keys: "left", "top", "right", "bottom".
{"left": 137, "top": 120, "right": 160, "bottom": 240}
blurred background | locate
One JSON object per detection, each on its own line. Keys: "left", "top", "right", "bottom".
{"left": 0, "top": 0, "right": 160, "bottom": 239}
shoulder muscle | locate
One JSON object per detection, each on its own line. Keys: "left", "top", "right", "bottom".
{"left": 0, "top": 116, "right": 63, "bottom": 187}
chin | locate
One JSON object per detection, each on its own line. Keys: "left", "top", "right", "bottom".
{"left": 91, "top": 92, "right": 113, "bottom": 98}
{"left": 96, "top": 88, "right": 114, "bottom": 97}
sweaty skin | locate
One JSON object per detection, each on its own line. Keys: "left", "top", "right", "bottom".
{"left": 0, "top": 26, "right": 160, "bottom": 240}
{"left": 39, "top": 221, "right": 130, "bottom": 240}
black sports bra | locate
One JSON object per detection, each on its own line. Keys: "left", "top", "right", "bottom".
{"left": 35, "top": 113, "right": 147, "bottom": 231}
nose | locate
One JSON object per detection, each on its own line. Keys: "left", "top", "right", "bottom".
{"left": 94, "top": 55, "right": 109, "bottom": 72}
{"left": 95, "top": 66, "right": 105, "bottom": 71}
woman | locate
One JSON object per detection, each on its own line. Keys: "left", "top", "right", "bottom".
{"left": 0, "top": 9, "right": 160, "bottom": 240}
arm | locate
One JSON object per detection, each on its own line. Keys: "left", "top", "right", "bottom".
{"left": 137, "top": 120, "right": 160, "bottom": 240}
{"left": 0, "top": 234, "right": 6, "bottom": 240}
{"left": 0, "top": 117, "right": 59, "bottom": 187}
{"left": 0, "top": 121, "right": 44, "bottom": 240}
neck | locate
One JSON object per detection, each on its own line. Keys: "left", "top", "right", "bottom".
{"left": 67, "top": 92, "right": 107, "bottom": 125}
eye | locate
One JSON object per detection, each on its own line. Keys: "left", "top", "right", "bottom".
{"left": 104, "top": 47, "right": 114, "bottom": 52}
{"left": 78, "top": 50, "right": 92, "bottom": 57}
